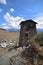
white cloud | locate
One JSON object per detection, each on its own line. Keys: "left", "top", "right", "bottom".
{"left": 0, "top": 8, "right": 3, "bottom": 13}
{"left": 10, "top": 8, "right": 15, "bottom": 13}
{"left": 4, "top": 12, "right": 25, "bottom": 29}
{"left": 2, "top": 23, "right": 6, "bottom": 26}
{"left": 34, "top": 13, "right": 43, "bottom": 29}
{"left": 2, "top": 23, "right": 9, "bottom": 29}
{"left": 4, "top": 12, "right": 43, "bottom": 29}
{"left": 2, "top": 26, "right": 9, "bottom": 29}
{"left": 0, "top": 0, "right": 7, "bottom": 5}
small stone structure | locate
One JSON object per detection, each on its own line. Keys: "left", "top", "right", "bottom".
{"left": 19, "top": 19, "right": 37, "bottom": 46}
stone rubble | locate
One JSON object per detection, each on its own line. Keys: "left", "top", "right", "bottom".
{"left": 0, "top": 40, "right": 43, "bottom": 65}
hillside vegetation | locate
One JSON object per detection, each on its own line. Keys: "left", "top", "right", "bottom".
{"left": 31, "top": 32, "right": 43, "bottom": 46}
{"left": 0, "top": 29, "right": 20, "bottom": 43}
{"left": 35, "top": 33, "right": 43, "bottom": 46}
{"left": 30, "top": 32, "right": 43, "bottom": 56}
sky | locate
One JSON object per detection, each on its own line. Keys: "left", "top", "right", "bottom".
{"left": 0, "top": 0, "right": 43, "bottom": 30}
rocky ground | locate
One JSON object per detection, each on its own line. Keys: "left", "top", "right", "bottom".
{"left": 0, "top": 45, "right": 43, "bottom": 65}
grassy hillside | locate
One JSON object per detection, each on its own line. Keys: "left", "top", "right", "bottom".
{"left": 0, "top": 29, "right": 20, "bottom": 43}
{"left": 31, "top": 32, "right": 43, "bottom": 46}
{"left": 30, "top": 32, "right": 43, "bottom": 56}
{"left": 35, "top": 33, "right": 43, "bottom": 46}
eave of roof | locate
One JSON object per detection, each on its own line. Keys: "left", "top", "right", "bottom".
{"left": 20, "top": 19, "right": 37, "bottom": 25}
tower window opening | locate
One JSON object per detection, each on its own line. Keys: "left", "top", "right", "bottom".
{"left": 25, "top": 32, "right": 28, "bottom": 37}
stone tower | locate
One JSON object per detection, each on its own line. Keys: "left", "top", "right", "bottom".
{"left": 19, "top": 19, "right": 37, "bottom": 46}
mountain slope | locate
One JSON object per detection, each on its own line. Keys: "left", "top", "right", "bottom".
{"left": 37, "top": 28, "right": 43, "bottom": 34}
{"left": 0, "top": 28, "right": 19, "bottom": 42}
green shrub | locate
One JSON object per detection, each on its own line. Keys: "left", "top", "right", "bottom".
{"left": 35, "top": 32, "right": 43, "bottom": 46}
